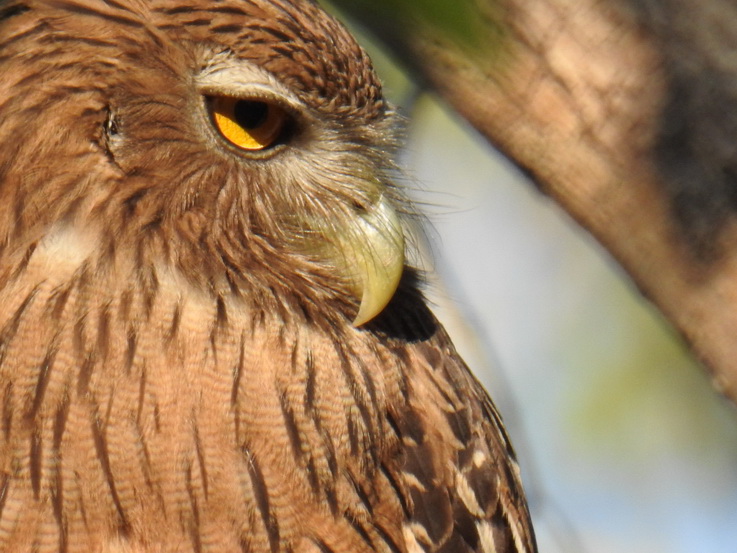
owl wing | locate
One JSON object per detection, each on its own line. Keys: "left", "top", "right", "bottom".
{"left": 385, "top": 329, "right": 537, "bottom": 553}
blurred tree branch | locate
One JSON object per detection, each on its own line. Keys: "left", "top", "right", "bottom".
{"left": 329, "top": 0, "right": 737, "bottom": 404}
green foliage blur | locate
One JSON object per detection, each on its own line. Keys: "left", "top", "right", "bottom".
{"left": 324, "top": 0, "right": 499, "bottom": 52}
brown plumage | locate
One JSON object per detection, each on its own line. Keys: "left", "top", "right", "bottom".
{"left": 0, "top": 1, "right": 537, "bottom": 552}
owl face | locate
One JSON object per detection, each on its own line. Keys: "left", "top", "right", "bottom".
{"left": 0, "top": 0, "right": 408, "bottom": 325}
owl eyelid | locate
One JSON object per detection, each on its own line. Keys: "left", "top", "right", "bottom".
{"left": 198, "top": 84, "right": 303, "bottom": 113}
{"left": 196, "top": 60, "right": 305, "bottom": 111}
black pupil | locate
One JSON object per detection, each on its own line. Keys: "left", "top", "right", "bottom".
{"left": 234, "top": 100, "right": 269, "bottom": 129}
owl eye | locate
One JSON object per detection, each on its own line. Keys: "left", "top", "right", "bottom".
{"left": 208, "top": 96, "right": 289, "bottom": 151}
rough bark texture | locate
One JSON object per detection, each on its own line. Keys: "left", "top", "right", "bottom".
{"left": 332, "top": 0, "right": 737, "bottom": 403}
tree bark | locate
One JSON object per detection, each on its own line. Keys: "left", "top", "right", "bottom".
{"left": 331, "top": 0, "right": 737, "bottom": 403}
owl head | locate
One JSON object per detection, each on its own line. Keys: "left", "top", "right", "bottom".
{"left": 0, "top": 0, "right": 412, "bottom": 326}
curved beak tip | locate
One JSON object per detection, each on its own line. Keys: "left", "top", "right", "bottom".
{"left": 346, "top": 196, "right": 405, "bottom": 327}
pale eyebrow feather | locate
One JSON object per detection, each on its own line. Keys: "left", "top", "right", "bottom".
{"left": 197, "top": 54, "right": 305, "bottom": 111}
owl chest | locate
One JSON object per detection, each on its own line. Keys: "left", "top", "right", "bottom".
{"left": 0, "top": 259, "right": 405, "bottom": 552}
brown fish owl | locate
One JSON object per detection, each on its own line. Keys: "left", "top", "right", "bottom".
{"left": 0, "top": 1, "right": 537, "bottom": 552}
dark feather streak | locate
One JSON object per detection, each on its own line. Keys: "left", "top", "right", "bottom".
{"left": 52, "top": 467, "right": 68, "bottom": 553}
{"left": 0, "top": 3, "right": 30, "bottom": 23}
{"left": 0, "top": 20, "right": 46, "bottom": 50}
{"left": 29, "top": 431, "right": 42, "bottom": 498}
{"left": 244, "top": 451, "right": 279, "bottom": 553}
{"left": 96, "top": 302, "right": 111, "bottom": 361}
{"left": 46, "top": 1, "right": 143, "bottom": 28}
{"left": 310, "top": 538, "right": 336, "bottom": 553}
{"left": 304, "top": 351, "right": 316, "bottom": 413}
{"left": 52, "top": 397, "right": 70, "bottom": 451}
{"left": 344, "top": 469, "right": 374, "bottom": 515}
{"left": 245, "top": 23, "right": 292, "bottom": 43}
{"left": 1, "top": 382, "right": 13, "bottom": 439}
{"left": 29, "top": 341, "right": 59, "bottom": 419}
{"left": 373, "top": 523, "right": 404, "bottom": 553}
{"left": 231, "top": 337, "right": 245, "bottom": 408}
{"left": 125, "top": 326, "right": 137, "bottom": 371}
{"left": 47, "top": 282, "right": 73, "bottom": 320}
{"left": 210, "top": 23, "right": 242, "bottom": 34}
{"left": 100, "top": 0, "right": 136, "bottom": 14}
{"left": 158, "top": 5, "right": 197, "bottom": 15}
{"left": 52, "top": 399, "right": 71, "bottom": 553}
{"left": 90, "top": 410, "right": 130, "bottom": 534}
{"left": 166, "top": 302, "right": 182, "bottom": 343}
{"left": 346, "top": 411, "right": 361, "bottom": 456}
{"left": 305, "top": 456, "right": 320, "bottom": 497}
{"left": 76, "top": 354, "right": 94, "bottom": 396}
{"left": 193, "top": 421, "right": 209, "bottom": 499}
{"left": 279, "top": 393, "right": 303, "bottom": 464}
{"left": 184, "top": 462, "right": 203, "bottom": 553}
{"left": 211, "top": 5, "right": 248, "bottom": 15}
{"left": 344, "top": 511, "right": 374, "bottom": 548}
{"left": 182, "top": 17, "right": 211, "bottom": 27}
{"left": 379, "top": 462, "right": 411, "bottom": 519}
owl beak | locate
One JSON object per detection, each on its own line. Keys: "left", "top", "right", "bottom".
{"left": 351, "top": 195, "right": 405, "bottom": 326}
{"left": 328, "top": 194, "right": 405, "bottom": 327}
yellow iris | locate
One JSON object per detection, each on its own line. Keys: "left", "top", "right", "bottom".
{"left": 210, "top": 97, "right": 287, "bottom": 151}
